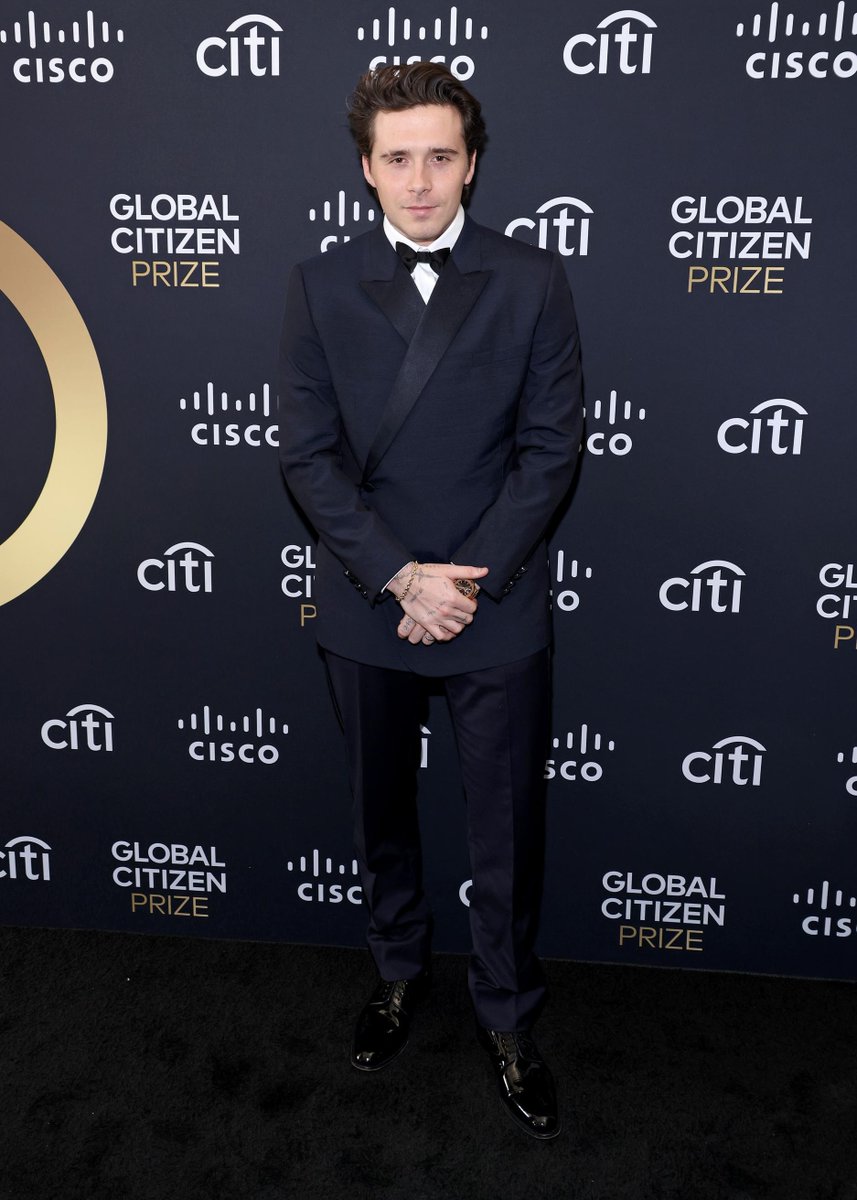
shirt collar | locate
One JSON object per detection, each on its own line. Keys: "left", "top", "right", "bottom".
{"left": 383, "top": 205, "right": 465, "bottom": 255}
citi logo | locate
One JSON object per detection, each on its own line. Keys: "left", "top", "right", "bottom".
{"left": 551, "top": 552, "right": 593, "bottom": 613}
{"left": 0, "top": 836, "right": 51, "bottom": 882}
{"left": 309, "top": 189, "right": 378, "bottom": 253}
{"left": 585, "top": 389, "right": 646, "bottom": 457}
{"left": 836, "top": 745, "right": 857, "bottom": 797}
{"left": 1, "top": 10, "right": 123, "bottom": 83}
{"left": 358, "top": 5, "right": 488, "bottom": 80}
{"left": 196, "top": 13, "right": 282, "bottom": 77}
{"left": 563, "top": 9, "right": 655, "bottom": 75}
{"left": 737, "top": 3, "right": 857, "bottom": 79}
{"left": 137, "top": 542, "right": 214, "bottom": 593}
{"left": 41, "top": 704, "right": 114, "bottom": 752}
{"left": 682, "top": 736, "right": 766, "bottom": 787}
{"left": 659, "top": 560, "right": 744, "bottom": 614}
{"left": 718, "top": 398, "right": 806, "bottom": 455}
{"left": 287, "top": 848, "right": 362, "bottom": 905}
{"left": 178, "top": 705, "right": 289, "bottom": 765}
{"left": 816, "top": 562, "right": 857, "bottom": 620}
{"left": 545, "top": 724, "right": 616, "bottom": 783}
{"left": 180, "top": 381, "right": 277, "bottom": 449}
{"left": 793, "top": 880, "right": 857, "bottom": 937}
{"left": 505, "top": 197, "right": 593, "bottom": 257}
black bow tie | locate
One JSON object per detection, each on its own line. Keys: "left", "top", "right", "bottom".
{"left": 395, "top": 242, "right": 451, "bottom": 274}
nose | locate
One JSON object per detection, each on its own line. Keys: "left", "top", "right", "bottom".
{"left": 409, "top": 163, "right": 430, "bottom": 195}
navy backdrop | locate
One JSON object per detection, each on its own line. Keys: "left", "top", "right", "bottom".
{"left": 1, "top": 0, "right": 855, "bottom": 978}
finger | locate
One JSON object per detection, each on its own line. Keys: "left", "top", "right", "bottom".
{"left": 440, "top": 563, "right": 489, "bottom": 580}
{"left": 422, "top": 633, "right": 435, "bottom": 646}
{"left": 397, "top": 614, "right": 417, "bottom": 639}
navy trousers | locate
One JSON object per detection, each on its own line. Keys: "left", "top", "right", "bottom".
{"left": 324, "top": 647, "right": 551, "bottom": 1032}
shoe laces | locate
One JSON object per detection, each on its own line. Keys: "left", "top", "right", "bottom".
{"left": 498, "top": 1032, "right": 538, "bottom": 1062}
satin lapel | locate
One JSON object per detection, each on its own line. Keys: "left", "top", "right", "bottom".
{"left": 361, "top": 257, "right": 492, "bottom": 482}
{"left": 360, "top": 266, "right": 425, "bottom": 347}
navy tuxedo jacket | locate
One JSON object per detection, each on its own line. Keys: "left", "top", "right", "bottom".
{"left": 279, "top": 216, "right": 583, "bottom": 676}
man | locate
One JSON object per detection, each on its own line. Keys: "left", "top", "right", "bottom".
{"left": 279, "top": 63, "right": 582, "bottom": 1140}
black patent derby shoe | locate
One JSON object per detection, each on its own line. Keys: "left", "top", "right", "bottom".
{"left": 350, "top": 972, "right": 430, "bottom": 1072}
{"left": 478, "top": 1027, "right": 561, "bottom": 1140}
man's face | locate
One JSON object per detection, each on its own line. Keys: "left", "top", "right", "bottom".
{"left": 362, "top": 104, "right": 476, "bottom": 245}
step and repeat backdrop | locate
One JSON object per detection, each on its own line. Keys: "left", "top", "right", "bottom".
{"left": 1, "top": 1, "right": 855, "bottom": 980}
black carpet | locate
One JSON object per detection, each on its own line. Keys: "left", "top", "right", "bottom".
{"left": 0, "top": 926, "right": 854, "bottom": 1200}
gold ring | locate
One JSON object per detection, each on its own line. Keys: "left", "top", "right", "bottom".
{"left": 454, "top": 579, "right": 479, "bottom": 599}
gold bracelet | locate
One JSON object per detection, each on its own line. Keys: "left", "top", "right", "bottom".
{"left": 397, "top": 561, "right": 420, "bottom": 605}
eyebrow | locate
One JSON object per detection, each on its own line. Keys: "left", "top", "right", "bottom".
{"left": 378, "top": 146, "right": 461, "bottom": 160}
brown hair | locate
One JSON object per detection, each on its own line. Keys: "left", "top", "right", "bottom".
{"left": 347, "top": 62, "right": 487, "bottom": 159}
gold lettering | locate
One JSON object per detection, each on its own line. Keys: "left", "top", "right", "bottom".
{"left": 617, "top": 924, "right": 706, "bottom": 952}
{"left": 687, "top": 265, "right": 708, "bottom": 293}
{"left": 711, "top": 266, "right": 732, "bottom": 294}
{"left": 129, "top": 260, "right": 221, "bottom": 288}
{"left": 763, "top": 266, "right": 784, "bottom": 294}
{"left": 738, "top": 266, "right": 762, "bottom": 294}
{"left": 834, "top": 625, "right": 855, "bottom": 649}
{"left": 129, "top": 892, "right": 210, "bottom": 917}
{"left": 300, "top": 603, "right": 317, "bottom": 626}
{"left": 686, "top": 264, "right": 786, "bottom": 295}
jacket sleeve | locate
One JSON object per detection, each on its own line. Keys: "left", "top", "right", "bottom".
{"left": 451, "top": 253, "right": 583, "bottom": 599}
{"left": 278, "top": 263, "right": 412, "bottom": 601}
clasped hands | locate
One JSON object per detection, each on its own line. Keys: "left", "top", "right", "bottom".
{"left": 390, "top": 561, "right": 489, "bottom": 646}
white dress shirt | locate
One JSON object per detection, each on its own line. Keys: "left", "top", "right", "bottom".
{"left": 382, "top": 205, "right": 465, "bottom": 303}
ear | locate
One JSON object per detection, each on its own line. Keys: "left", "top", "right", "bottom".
{"left": 465, "top": 151, "right": 476, "bottom": 186}
{"left": 361, "top": 154, "right": 376, "bottom": 189}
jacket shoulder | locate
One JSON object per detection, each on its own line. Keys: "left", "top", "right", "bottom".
{"left": 469, "top": 219, "right": 557, "bottom": 268}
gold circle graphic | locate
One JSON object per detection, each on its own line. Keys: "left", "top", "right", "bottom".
{"left": 0, "top": 221, "right": 107, "bottom": 606}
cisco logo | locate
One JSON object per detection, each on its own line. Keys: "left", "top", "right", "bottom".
{"left": 287, "top": 848, "right": 363, "bottom": 905}
{"left": 585, "top": 389, "right": 646, "bottom": 457}
{"left": 1, "top": 10, "right": 124, "bottom": 83}
{"left": 545, "top": 724, "right": 616, "bottom": 783}
{"left": 737, "top": 3, "right": 857, "bottom": 79}
{"left": 357, "top": 5, "right": 488, "bottom": 79}
{"left": 178, "top": 705, "right": 289, "bottom": 765}
{"left": 180, "top": 382, "right": 277, "bottom": 449}
{"left": 551, "top": 553, "right": 593, "bottom": 613}
{"left": 794, "top": 880, "right": 857, "bottom": 937}
{"left": 836, "top": 745, "right": 857, "bottom": 796}
{"left": 309, "top": 189, "right": 378, "bottom": 253}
